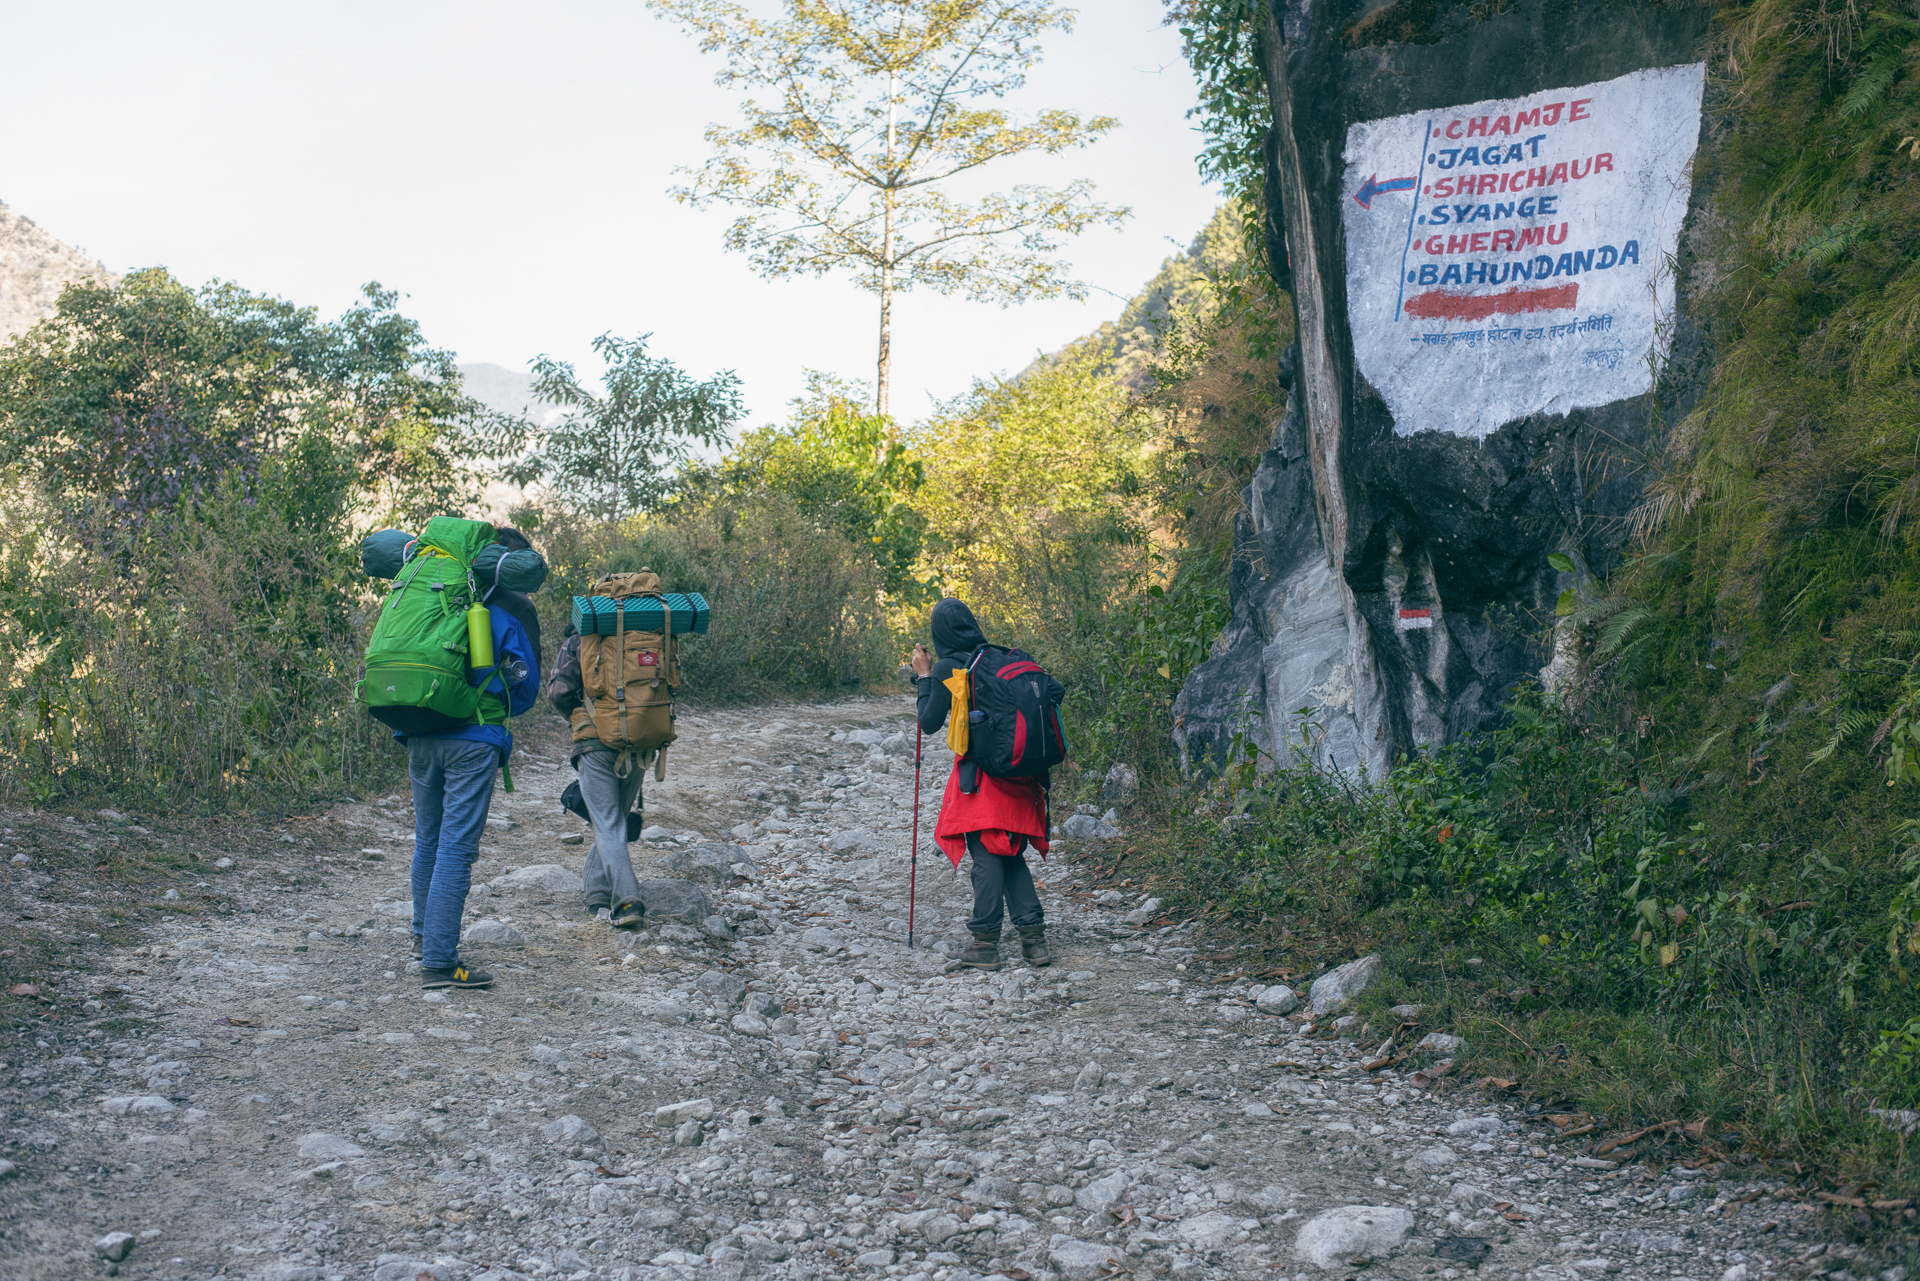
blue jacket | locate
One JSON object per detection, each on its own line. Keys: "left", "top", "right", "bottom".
{"left": 397, "top": 604, "right": 542, "bottom": 759}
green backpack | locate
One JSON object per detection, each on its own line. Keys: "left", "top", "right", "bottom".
{"left": 355, "top": 516, "right": 504, "bottom": 735}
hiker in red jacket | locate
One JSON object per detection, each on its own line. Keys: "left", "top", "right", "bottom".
{"left": 911, "top": 598, "right": 1052, "bottom": 972}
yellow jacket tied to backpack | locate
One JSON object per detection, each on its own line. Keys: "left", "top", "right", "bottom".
{"left": 570, "top": 570, "right": 681, "bottom": 779}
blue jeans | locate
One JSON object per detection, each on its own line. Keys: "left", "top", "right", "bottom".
{"left": 407, "top": 737, "right": 499, "bottom": 969}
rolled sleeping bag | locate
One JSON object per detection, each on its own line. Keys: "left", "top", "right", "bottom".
{"left": 570, "top": 592, "right": 710, "bottom": 636}
{"left": 360, "top": 530, "right": 548, "bottom": 594}
{"left": 474, "top": 544, "right": 549, "bottom": 595}
{"left": 360, "top": 529, "right": 416, "bottom": 579}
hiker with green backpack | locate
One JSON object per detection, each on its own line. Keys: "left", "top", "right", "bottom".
{"left": 357, "top": 518, "right": 545, "bottom": 990}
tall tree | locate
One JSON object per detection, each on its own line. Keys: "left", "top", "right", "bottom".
{"left": 520, "top": 333, "right": 744, "bottom": 522}
{"left": 649, "top": 0, "right": 1129, "bottom": 418}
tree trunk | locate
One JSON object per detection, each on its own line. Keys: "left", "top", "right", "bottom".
{"left": 877, "top": 236, "right": 893, "bottom": 420}
{"left": 877, "top": 71, "right": 897, "bottom": 426}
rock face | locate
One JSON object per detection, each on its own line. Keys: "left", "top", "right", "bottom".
{"left": 0, "top": 199, "right": 116, "bottom": 344}
{"left": 1174, "top": 0, "right": 1714, "bottom": 777}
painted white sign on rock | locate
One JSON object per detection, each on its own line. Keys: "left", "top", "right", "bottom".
{"left": 1342, "top": 63, "right": 1705, "bottom": 440}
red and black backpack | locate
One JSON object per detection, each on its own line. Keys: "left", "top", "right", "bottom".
{"left": 963, "top": 644, "right": 1068, "bottom": 779}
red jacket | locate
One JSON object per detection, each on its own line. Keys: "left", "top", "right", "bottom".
{"left": 933, "top": 763, "right": 1050, "bottom": 867}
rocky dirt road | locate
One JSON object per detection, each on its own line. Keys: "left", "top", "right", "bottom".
{"left": 0, "top": 696, "right": 1858, "bottom": 1281}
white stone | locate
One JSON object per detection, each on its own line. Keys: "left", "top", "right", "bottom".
{"left": 801, "top": 926, "right": 846, "bottom": 951}
{"left": 730, "top": 1013, "right": 770, "bottom": 1038}
{"left": 1445, "top": 1115, "right": 1502, "bottom": 1136}
{"left": 95, "top": 1232, "right": 136, "bottom": 1262}
{"left": 1308, "top": 954, "right": 1383, "bottom": 1015}
{"left": 1073, "top": 1169, "right": 1130, "bottom": 1215}
{"left": 1061, "top": 814, "right": 1102, "bottom": 841}
{"left": 539, "top": 1114, "right": 599, "bottom": 1145}
{"left": 1123, "top": 897, "right": 1163, "bottom": 926}
{"left": 656, "top": 1098, "right": 715, "bottom": 1124}
{"left": 1050, "top": 1238, "right": 1122, "bottom": 1280}
{"left": 489, "top": 864, "right": 584, "bottom": 894}
{"left": 1255, "top": 984, "right": 1302, "bottom": 1015}
{"left": 1410, "top": 1145, "right": 1458, "bottom": 1168}
{"left": 1174, "top": 1210, "right": 1243, "bottom": 1251}
{"left": 1416, "top": 1031, "right": 1464, "bottom": 1052}
{"left": 461, "top": 919, "right": 526, "bottom": 947}
{"left": 295, "top": 1133, "right": 365, "bottom": 1161}
{"left": 1292, "top": 1205, "right": 1414, "bottom": 1268}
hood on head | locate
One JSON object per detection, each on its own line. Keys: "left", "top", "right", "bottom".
{"left": 930, "top": 598, "right": 986, "bottom": 659}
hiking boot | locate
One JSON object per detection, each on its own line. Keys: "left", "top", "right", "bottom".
{"left": 1018, "top": 925, "right": 1051, "bottom": 967}
{"left": 610, "top": 901, "right": 645, "bottom": 929}
{"left": 408, "top": 935, "right": 423, "bottom": 961}
{"left": 421, "top": 965, "right": 494, "bottom": 989}
{"left": 957, "top": 933, "right": 1002, "bottom": 971}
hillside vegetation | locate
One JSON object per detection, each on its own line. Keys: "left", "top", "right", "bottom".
{"left": 1134, "top": 0, "right": 1920, "bottom": 1215}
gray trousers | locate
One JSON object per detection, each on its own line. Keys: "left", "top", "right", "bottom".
{"left": 966, "top": 833, "right": 1044, "bottom": 936}
{"left": 577, "top": 746, "right": 644, "bottom": 910}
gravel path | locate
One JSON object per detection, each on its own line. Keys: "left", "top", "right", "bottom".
{"left": 0, "top": 696, "right": 1842, "bottom": 1281}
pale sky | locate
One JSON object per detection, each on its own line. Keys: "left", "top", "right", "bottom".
{"left": 0, "top": 1, "right": 1219, "bottom": 429}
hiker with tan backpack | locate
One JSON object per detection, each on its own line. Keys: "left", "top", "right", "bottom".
{"left": 548, "top": 569, "right": 705, "bottom": 929}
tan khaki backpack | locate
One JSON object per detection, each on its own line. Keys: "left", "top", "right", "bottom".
{"left": 571, "top": 569, "right": 681, "bottom": 779}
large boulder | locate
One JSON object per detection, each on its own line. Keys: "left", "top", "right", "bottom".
{"left": 1310, "top": 955, "right": 1383, "bottom": 1015}
{"left": 658, "top": 842, "right": 756, "bottom": 887}
{"left": 461, "top": 919, "right": 526, "bottom": 948}
{"left": 635, "top": 878, "right": 712, "bottom": 924}
{"left": 1174, "top": 0, "right": 1715, "bottom": 777}
{"left": 490, "top": 864, "right": 583, "bottom": 895}
{"left": 1293, "top": 1205, "right": 1414, "bottom": 1269}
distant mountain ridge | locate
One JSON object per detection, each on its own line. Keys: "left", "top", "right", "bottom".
{"left": 0, "top": 198, "right": 116, "bottom": 343}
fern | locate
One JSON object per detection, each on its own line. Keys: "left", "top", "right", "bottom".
{"left": 1595, "top": 604, "right": 1653, "bottom": 659}
{"left": 1840, "top": 49, "right": 1903, "bottom": 118}
{"left": 1810, "top": 707, "right": 1881, "bottom": 762}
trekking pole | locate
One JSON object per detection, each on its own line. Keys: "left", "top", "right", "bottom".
{"left": 908, "top": 725, "right": 922, "bottom": 949}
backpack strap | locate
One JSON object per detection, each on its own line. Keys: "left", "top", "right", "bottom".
{"left": 612, "top": 591, "right": 634, "bottom": 779}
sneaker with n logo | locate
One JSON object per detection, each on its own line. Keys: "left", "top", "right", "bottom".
{"left": 421, "top": 965, "right": 493, "bottom": 989}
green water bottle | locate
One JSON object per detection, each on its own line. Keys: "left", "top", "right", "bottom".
{"left": 466, "top": 602, "right": 494, "bottom": 668}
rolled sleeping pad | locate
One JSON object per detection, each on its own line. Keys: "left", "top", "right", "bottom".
{"left": 569, "top": 592, "right": 710, "bottom": 636}
{"left": 359, "top": 530, "right": 548, "bottom": 594}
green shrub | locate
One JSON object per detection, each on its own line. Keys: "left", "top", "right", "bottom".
{"left": 0, "top": 435, "right": 395, "bottom": 807}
